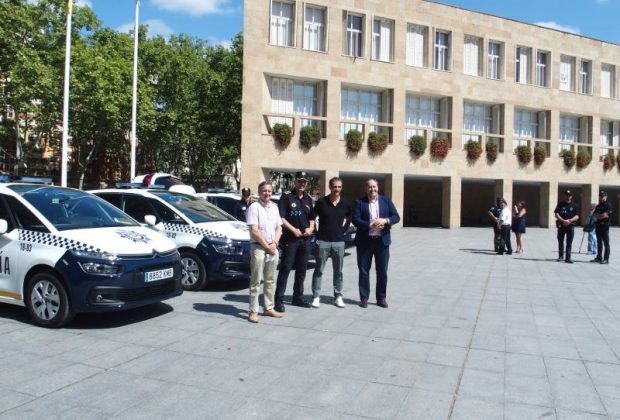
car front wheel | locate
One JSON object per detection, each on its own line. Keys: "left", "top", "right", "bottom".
{"left": 25, "top": 272, "right": 74, "bottom": 328}
{"left": 180, "top": 251, "right": 207, "bottom": 291}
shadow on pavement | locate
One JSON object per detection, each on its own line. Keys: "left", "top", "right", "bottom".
{"left": 0, "top": 303, "right": 32, "bottom": 325}
{"left": 205, "top": 278, "right": 249, "bottom": 292}
{"left": 193, "top": 303, "right": 246, "bottom": 319}
{"left": 459, "top": 248, "right": 498, "bottom": 255}
{"left": 67, "top": 303, "right": 174, "bottom": 329}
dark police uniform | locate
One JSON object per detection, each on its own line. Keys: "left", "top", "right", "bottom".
{"left": 489, "top": 202, "right": 502, "bottom": 252}
{"left": 554, "top": 199, "right": 579, "bottom": 262}
{"left": 593, "top": 196, "right": 613, "bottom": 263}
{"left": 274, "top": 187, "right": 315, "bottom": 309}
{"left": 234, "top": 199, "right": 252, "bottom": 221}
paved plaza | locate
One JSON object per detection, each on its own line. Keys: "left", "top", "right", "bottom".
{"left": 1, "top": 227, "right": 620, "bottom": 419}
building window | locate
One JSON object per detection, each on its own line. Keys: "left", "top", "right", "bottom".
{"left": 515, "top": 46, "right": 532, "bottom": 84}
{"left": 600, "top": 120, "right": 619, "bottom": 155}
{"left": 404, "top": 94, "right": 450, "bottom": 143}
{"left": 579, "top": 60, "right": 592, "bottom": 95}
{"left": 560, "top": 114, "right": 590, "bottom": 151}
{"left": 340, "top": 87, "right": 392, "bottom": 139}
{"left": 344, "top": 12, "right": 364, "bottom": 57}
{"left": 372, "top": 18, "right": 394, "bottom": 62}
{"left": 463, "top": 35, "right": 482, "bottom": 76}
{"left": 487, "top": 41, "right": 503, "bottom": 80}
{"left": 462, "top": 102, "right": 502, "bottom": 147}
{"left": 536, "top": 51, "right": 550, "bottom": 87}
{"left": 434, "top": 30, "right": 451, "bottom": 71}
{"left": 601, "top": 64, "right": 615, "bottom": 99}
{"left": 560, "top": 55, "right": 575, "bottom": 91}
{"left": 406, "top": 24, "right": 427, "bottom": 67}
{"left": 270, "top": 77, "right": 325, "bottom": 127}
{"left": 303, "top": 5, "right": 326, "bottom": 52}
{"left": 270, "top": 1, "right": 295, "bottom": 47}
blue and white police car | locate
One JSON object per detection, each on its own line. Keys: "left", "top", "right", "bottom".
{"left": 0, "top": 180, "right": 183, "bottom": 327}
{"left": 91, "top": 187, "right": 251, "bottom": 291}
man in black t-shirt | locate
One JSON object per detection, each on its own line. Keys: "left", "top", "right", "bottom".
{"left": 310, "top": 177, "right": 352, "bottom": 309}
{"left": 554, "top": 189, "right": 580, "bottom": 263}
{"left": 274, "top": 171, "right": 316, "bottom": 312}
{"left": 592, "top": 190, "right": 613, "bottom": 264}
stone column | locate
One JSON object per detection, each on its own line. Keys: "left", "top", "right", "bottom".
{"left": 581, "top": 183, "right": 598, "bottom": 226}
{"left": 385, "top": 172, "right": 405, "bottom": 228}
{"left": 442, "top": 175, "right": 461, "bottom": 228}
{"left": 494, "top": 179, "right": 512, "bottom": 205}
{"left": 319, "top": 170, "right": 340, "bottom": 196}
{"left": 540, "top": 180, "right": 557, "bottom": 228}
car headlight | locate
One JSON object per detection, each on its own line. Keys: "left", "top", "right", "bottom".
{"left": 70, "top": 250, "right": 122, "bottom": 275}
{"left": 70, "top": 249, "right": 118, "bottom": 261}
{"left": 78, "top": 262, "right": 122, "bottom": 275}
{"left": 212, "top": 239, "right": 244, "bottom": 255}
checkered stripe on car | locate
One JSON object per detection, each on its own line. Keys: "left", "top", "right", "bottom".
{"left": 18, "top": 230, "right": 102, "bottom": 253}
{"left": 163, "top": 223, "right": 225, "bottom": 240}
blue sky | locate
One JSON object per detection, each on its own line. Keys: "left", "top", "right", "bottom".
{"left": 82, "top": 0, "right": 620, "bottom": 47}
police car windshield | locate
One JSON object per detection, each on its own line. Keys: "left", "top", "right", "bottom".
{"left": 9, "top": 185, "right": 138, "bottom": 230}
{"left": 152, "top": 191, "right": 235, "bottom": 223}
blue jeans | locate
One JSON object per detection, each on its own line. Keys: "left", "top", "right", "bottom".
{"left": 587, "top": 230, "right": 597, "bottom": 255}
{"left": 311, "top": 240, "right": 345, "bottom": 299}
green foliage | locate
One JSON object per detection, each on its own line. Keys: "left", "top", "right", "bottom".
{"left": 367, "top": 131, "right": 388, "bottom": 153}
{"left": 603, "top": 153, "right": 616, "bottom": 171}
{"left": 533, "top": 146, "right": 546, "bottom": 166}
{"left": 576, "top": 150, "right": 591, "bottom": 169}
{"left": 465, "top": 139, "right": 482, "bottom": 160}
{"left": 515, "top": 145, "right": 532, "bottom": 164}
{"left": 408, "top": 135, "right": 426, "bottom": 157}
{"left": 561, "top": 149, "right": 576, "bottom": 169}
{"left": 273, "top": 123, "right": 292, "bottom": 148}
{"left": 485, "top": 140, "right": 498, "bottom": 162}
{"left": 299, "top": 125, "right": 321, "bottom": 148}
{"left": 430, "top": 137, "right": 449, "bottom": 159}
{"left": 345, "top": 129, "right": 363, "bottom": 152}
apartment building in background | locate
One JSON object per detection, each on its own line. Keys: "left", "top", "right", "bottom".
{"left": 241, "top": 0, "right": 620, "bottom": 228}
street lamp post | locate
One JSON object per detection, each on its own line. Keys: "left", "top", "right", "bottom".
{"left": 130, "top": 0, "right": 140, "bottom": 180}
{"left": 61, "top": 0, "right": 73, "bottom": 187}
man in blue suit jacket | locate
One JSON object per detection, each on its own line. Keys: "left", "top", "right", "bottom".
{"left": 352, "top": 179, "right": 400, "bottom": 308}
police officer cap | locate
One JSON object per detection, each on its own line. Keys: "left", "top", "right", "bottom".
{"left": 599, "top": 190, "right": 608, "bottom": 197}
{"left": 295, "top": 171, "right": 309, "bottom": 181}
{"left": 241, "top": 187, "right": 251, "bottom": 196}
{"left": 564, "top": 189, "right": 572, "bottom": 196}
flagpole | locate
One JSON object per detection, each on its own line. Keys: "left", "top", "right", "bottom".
{"left": 130, "top": 0, "right": 140, "bottom": 180}
{"left": 61, "top": 0, "right": 73, "bottom": 187}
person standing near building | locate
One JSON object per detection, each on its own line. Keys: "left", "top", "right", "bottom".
{"left": 352, "top": 178, "right": 400, "bottom": 309}
{"left": 586, "top": 203, "right": 598, "bottom": 256}
{"left": 497, "top": 199, "right": 512, "bottom": 255}
{"left": 234, "top": 187, "right": 253, "bottom": 221}
{"left": 246, "top": 181, "right": 283, "bottom": 323}
{"left": 311, "top": 177, "right": 352, "bottom": 309}
{"left": 554, "top": 189, "right": 579, "bottom": 264}
{"left": 512, "top": 201, "right": 527, "bottom": 253}
{"left": 487, "top": 197, "right": 503, "bottom": 252}
{"left": 274, "top": 171, "right": 316, "bottom": 312}
{"left": 592, "top": 190, "right": 612, "bottom": 264}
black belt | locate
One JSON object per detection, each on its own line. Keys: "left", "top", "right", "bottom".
{"left": 369, "top": 236, "right": 382, "bottom": 240}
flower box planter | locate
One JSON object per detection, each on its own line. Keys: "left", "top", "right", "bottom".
{"left": 603, "top": 154, "right": 616, "bottom": 171}
{"left": 409, "top": 135, "right": 426, "bottom": 157}
{"left": 576, "top": 150, "right": 591, "bottom": 169}
{"left": 273, "top": 123, "right": 292, "bottom": 148}
{"left": 485, "top": 140, "right": 498, "bottom": 163}
{"left": 430, "top": 137, "right": 449, "bottom": 159}
{"left": 345, "top": 129, "right": 363, "bottom": 152}
{"left": 465, "top": 140, "right": 482, "bottom": 160}
{"left": 515, "top": 145, "right": 532, "bottom": 165}
{"left": 561, "top": 149, "right": 576, "bottom": 169}
{"left": 533, "top": 146, "right": 546, "bottom": 166}
{"left": 299, "top": 125, "right": 321, "bottom": 149}
{"left": 368, "top": 131, "right": 388, "bottom": 153}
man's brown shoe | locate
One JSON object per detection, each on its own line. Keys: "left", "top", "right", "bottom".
{"left": 377, "top": 299, "right": 389, "bottom": 309}
{"left": 263, "top": 309, "right": 283, "bottom": 318}
{"left": 248, "top": 312, "right": 259, "bottom": 323}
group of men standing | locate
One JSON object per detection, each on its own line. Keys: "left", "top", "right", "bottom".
{"left": 244, "top": 172, "right": 400, "bottom": 323}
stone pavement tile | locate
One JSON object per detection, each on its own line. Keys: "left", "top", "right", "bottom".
{"left": 310, "top": 314, "right": 357, "bottom": 333}
{"left": 465, "top": 349, "right": 505, "bottom": 373}
{"left": 114, "top": 385, "right": 248, "bottom": 420}
{"left": 406, "top": 326, "right": 440, "bottom": 343}
{"left": 574, "top": 339, "right": 620, "bottom": 364}
{"left": 426, "top": 344, "right": 468, "bottom": 367}
{"left": 0, "top": 353, "right": 77, "bottom": 390}
{"left": 556, "top": 409, "right": 612, "bottom": 420}
{"left": 412, "top": 363, "right": 461, "bottom": 393}
{"left": 504, "top": 402, "right": 557, "bottom": 420}
{"left": 166, "top": 333, "right": 274, "bottom": 364}
{"left": 394, "top": 388, "right": 453, "bottom": 420}
{"left": 331, "top": 352, "right": 386, "bottom": 381}
{"left": 278, "top": 328, "right": 338, "bottom": 349}
{"left": 340, "top": 319, "right": 382, "bottom": 336}
{"left": 450, "top": 396, "right": 504, "bottom": 420}
{"left": 152, "top": 311, "right": 228, "bottom": 332}
{"left": 12, "top": 363, "right": 103, "bottom": 397}
{"left": 372, "top": 359, "right": 423, "bottom": 387}
{"left": 471, "top": 332, "right": 506, "bottom": 352}
{"left": 597, "top": 385, "right": 620, "bottom": 417}
{"left": 538, "top": 326, "right": 572, "bottom": 341}
{"left": 550, "top": 380, "right": 607, "bottom": 414}
{"left": 545, "top": 357, "right": 590, "bottom": 382}
{"left": 87, "top": 324, "right": 197, "bottom": 348}
{"left": 373, "top": 321, "right": 416, "bottom": 341}
{"left": 0, "top": 396, "right": 108, "bottom": 420}
{"left": 434, "top": 328, "right": 472, "bottom": 347}
{"left": 261, "top": 370, "right": 324, "bottom": 405}
{"left": 458, "top": 368, "right": 504, "bottom": 402}
{"left": 389, "top": 340, "right": 434, "bottom": 363}
{"left": 319, "top": 333, "right": 399, "bottom": 358}
{"left": 0, "top": 322, "right": 28, "bottom": 335}
{"left": 540, "top": 339, "right": 581, "bottom": 359}
{"left": 207, "top": 318, "right": 268, "bottom": 340}
{"left": 0, "top": 388, "right": 36, "bottom": 413}
{"left": 55, "top": 338, "right": 142, "bottom": 364}
{"left": 586, "top": 362, "right": 620, "bottom": 386}
{"left": 80, "top": 343, "right": 157, "bottom": 369}
{"left": 297, "top": 376, "right": 366, "bottom": 409}
{"left": 505, "top": 373, "right": 553, "bottom": 407}
{"left": 345, "top": 382, "right": 409, "bottom": 419}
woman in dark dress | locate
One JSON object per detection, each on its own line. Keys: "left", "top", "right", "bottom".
{"left": 512, "top": 201, "right": 527, "bottom": 253}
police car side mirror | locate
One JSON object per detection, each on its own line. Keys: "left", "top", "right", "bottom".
{"left": 144, "top": 215, "right": 157, "bottom": 227}
{"left": 0, "top": 219, "right": 7, "bottom": 235}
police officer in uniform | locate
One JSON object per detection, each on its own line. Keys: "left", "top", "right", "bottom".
{"left": 554, "top": 189, "right": 579, "bottom": 263}
{"left": 592, "top": 190, "right": 613, "bottom": 264}
{"left": 487, "top": 197, "right": 503, "bottom": 252}
{"left": 234, "top": 187, "right": 253, "bottom": 221}
{"left": 274, "top": 171, "right": 316, "bottom": 312}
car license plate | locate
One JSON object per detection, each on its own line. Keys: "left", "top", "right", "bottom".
{"left": 144, "top": 267, "right": 174, "bottom": 282}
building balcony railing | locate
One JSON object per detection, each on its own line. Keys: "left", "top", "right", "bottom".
{"left": 462, "top": 132, "right": 505, "bottom": 153}
{"left": 513, "top": 137, "right": 552, "bottom": 157}
{"left": 340, "top": 120, "right": 394, "bottom": 144}
{"left": 558, "top": 141, "right": 592, "bottom": 156}
{"left": 263, "top": 113, "right": 328, "bottom": 139}
{"left": 404, "top": 126, "right": 453, "bottom": 149}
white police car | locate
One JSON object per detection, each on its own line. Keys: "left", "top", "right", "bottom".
{"left": 91, "top": 187, "right": 251, "bottom": 291}
{"left": 0, "top": 181, "right": 183, "bottom": 328}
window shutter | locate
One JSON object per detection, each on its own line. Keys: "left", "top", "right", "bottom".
{"left": 613, "top": 122, "right": 619, "bottom": 147}
{"left": 560, "top": 56, "right": 571, "bottom": 91}
{"left": 601, "top": 65, "right": 612, "bottom": 98}
{"left": 439, "top": 98, "right": 450, "bottom": 129}
{"left": 381, "top": 90, "right": 392, "bottom": 123}
{"left": 518, "top": 48, "right": 529, "bottom": 84}
{"left": 537, "top": 111, "right": 547, "bottom": 139}
{"left": 407, "top": 25, "right": 425, "bottom": 67}
{"left": 579, "top": 117, "right": 589, "bottom": 143}
{"left": 491, "top": 105, "right": 501, "bottom": 134}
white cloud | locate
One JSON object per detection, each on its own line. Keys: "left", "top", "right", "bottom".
{"left": 117, "top": 19, "right": 174, "bottom": 38}
{"left": 533, "top": 21, "right": 581, "bottom": 35}
{"left": 149, "top": 0, "right": 236, "bottom": 16}
{"left": 76, "top": 0, "right": 92, "bottom": 8}
{"left": 207, "top": 37, "right": 232, "bottom": 49}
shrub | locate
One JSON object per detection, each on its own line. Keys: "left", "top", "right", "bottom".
{"left": 515, "top": 145, "right": 532, "bottom": 164}
{"left": 603, "top": 153, "right": 616, "bottom": 171}
{"left": 368, "top": 131, "right": 388, "bottom": 153}
{"left": 299, "top": 125, "right": 321, "bottom": 149}
{"left": 576, "top": 150, "right": 591, "bottom": 169}
{"left": 273, "top": 123, "right": 292, "bottom": 148}
{"left": 465, "top": 140, "right": 482, "bottom": 160}
{"left": 561, "top": 149, "right": 576, "bottom": 169}
{"left": 430, "top": 137, "right": 449, "bottom": 159}
{"left": 409, "top": 135, "right": 426, "bottom": 157}
{"left": 345, "top": 129, "right": 363, "bottom": 152}
{"left": 485, "top": 140, "right": 498, "bottom": 162}
{"left": 533, "top": 146, "right": 546, "bottom": 166}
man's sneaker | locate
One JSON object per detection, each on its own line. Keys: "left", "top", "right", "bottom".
{"left": 591, "top": 258, "right": 602, "bottom": 263}
{"left": 311, "top": 297, "right": 320, "bottom": 308}
{"left": 263, "top": 309, "right": 283, "bottom": 318}
{"left": 335, "top": 296, "right": 345, "bottom": 308}
{"left": 601, "top": 259, "right": 609, "bottom": 264}
{"left": 248, "top": 312, "right": 258, "bottom": 323}
{"left": 291, "top": 298, "right": 312, "bottom": 308}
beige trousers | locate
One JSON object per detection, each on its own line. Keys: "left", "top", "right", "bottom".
{"left": 249, "top": 244, "right": 279, "bottom": 313}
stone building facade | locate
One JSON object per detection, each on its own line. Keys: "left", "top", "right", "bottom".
{"left": 241, "top": 0, "right": 620, "bottom": 227}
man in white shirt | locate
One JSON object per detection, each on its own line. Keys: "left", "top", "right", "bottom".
{"left": 497, "top": 198, "right": 512, "bottom": 255}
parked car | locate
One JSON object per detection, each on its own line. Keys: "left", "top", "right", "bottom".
{"left": 133, "top": 173, "right": 196, "bottom": 195}
{"left": 0, "top": 182, "right": 182, "bottom": 327}
{"left": 92, "top": 187, "right": 251, "bottom": 291}
{"left": 196, "top": 192, "right": 242, "bottom": 220}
